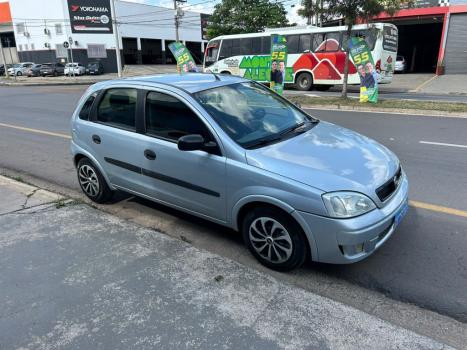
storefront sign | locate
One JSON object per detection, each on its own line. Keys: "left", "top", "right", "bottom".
{"left": 168, "top": 42, "right": 198, "bottom": 73}
{"left": 348, "top": 37, "right": 379, "bottom": 103}
{"left": 67, "top": 0, "right": 113, "bottom": 34}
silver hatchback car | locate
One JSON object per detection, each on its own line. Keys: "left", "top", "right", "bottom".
{"left": 71, "top": 74, "right": 409, "bottom": 271}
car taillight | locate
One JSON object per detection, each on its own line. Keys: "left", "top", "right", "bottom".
{"left": 375, "top": 59, "right": 381, "bottom": 73}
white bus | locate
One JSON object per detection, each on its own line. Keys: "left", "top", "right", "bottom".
{"left": 204, "top": 23, "right": 398, "bottom": 91}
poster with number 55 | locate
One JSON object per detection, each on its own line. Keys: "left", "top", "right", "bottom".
{"left": 168, "top": 42, "right": 198, "bottom": 74}
{"left": 270, "top": 35, "right": 288, "bottom": 95}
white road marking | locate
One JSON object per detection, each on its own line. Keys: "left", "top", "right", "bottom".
{"left": 419, "top": 141, "right": 467, "bottom": 149}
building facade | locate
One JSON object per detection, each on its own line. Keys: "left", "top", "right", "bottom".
{"left": 8, "top": 0, "right": 208, "bottom": 72}
{"left": 0, "top": 1, "right": 18, "bottom": 64}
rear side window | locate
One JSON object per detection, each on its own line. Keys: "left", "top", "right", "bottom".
{"left": 146, "top": 92, "right": 211, "bottom": 142}
{"left": 97, "top": 88, "right": 137, "bottom": 130}
{"left": 79, "top": 93, "right": 97, "bottom": 120}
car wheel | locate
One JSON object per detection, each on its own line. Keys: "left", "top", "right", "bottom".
{"left": 77, "top": 158, "right": 113, "bottom": 203}
{"left": 242, "top": 207, "right": 307, "bottom": 271}
{"left": 295, "top": 72, "right": 313, "bottom": 91}
{"left": 16, "top": 71, "right": 22, "bottom": 76}
{"left": 53, "top": 71, "right": 57, "bottom": 77}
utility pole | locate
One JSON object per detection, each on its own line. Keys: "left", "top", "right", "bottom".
{"left": 173, "top": 0, "right": 186, "bottom": 42}
{"left": 110, "top": 0, "right": 122, "bottom": 77}
{"left": 0, "top": 38, "right": 10, "bottom": 78}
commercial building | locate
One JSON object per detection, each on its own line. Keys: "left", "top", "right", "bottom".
{"left": 8, "top": 0, "right": 209, "bottom": 72}
{"left": 376, "top": 1, "right": 467, "bottom": 74}
{"left": 0, "top": 1, "right": 18, "bottom": 64}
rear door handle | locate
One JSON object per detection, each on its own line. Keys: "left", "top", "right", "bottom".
{"left": 144, "top": 149, "right": 156, "bottom": 160}
{"left": 92, "top": 135, "right": 101, "bottom": 144}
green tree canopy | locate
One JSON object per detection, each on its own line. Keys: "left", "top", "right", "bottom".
{"left": 207, "top": 0, "right": 290, "bottom": 39}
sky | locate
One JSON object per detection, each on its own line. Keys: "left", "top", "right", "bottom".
{"left": 124, "top": 0, "right": 308, "bottom": 25}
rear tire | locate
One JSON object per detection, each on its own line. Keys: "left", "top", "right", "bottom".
{"left": 242, "top": 207, "right": 307, "bottom": 271}
{"left": 77, "top": 158, "right": 113, "bottom": 203}
{"left": 16, "top": 71, "right": 22, "bottom": 76}
{"left": 295, "top": 72, "right": 313, "bottom": 91}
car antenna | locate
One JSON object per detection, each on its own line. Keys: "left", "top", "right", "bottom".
{"left": 212, "top": 72, "right": 221, "bottom": 81}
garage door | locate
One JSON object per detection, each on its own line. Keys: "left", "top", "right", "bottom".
{"left": 444, "top": 14, "right": 467, "bottom": 74}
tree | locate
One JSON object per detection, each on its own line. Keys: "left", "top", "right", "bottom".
{"left": 326, "top": 0, "right": 402, "bottom": 98}
{"left": 207, "top": 0, "right": 290, "bottom": 38}
{"left": 297, "top": 0, "right": 320, "bottom": 25}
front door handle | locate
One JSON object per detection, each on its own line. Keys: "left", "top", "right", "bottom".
{"left": 144, "top": 149, "right": 156, "bottom": 160}
{"left": 92, "top": 134, "right": 101, "bottom": 144}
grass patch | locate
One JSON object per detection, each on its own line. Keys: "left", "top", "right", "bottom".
{"left": 288, "top": 96, "right": 467, "bottom": 113}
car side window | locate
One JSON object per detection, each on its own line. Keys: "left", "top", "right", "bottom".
{"left": 145, "top": 91, "right": 213, "bottom": 143}
{"left": 79, "top": 93, "right": 97, "bottom": 120}
{"left": 97, "top": 88, "right": 137, "bottom": 130}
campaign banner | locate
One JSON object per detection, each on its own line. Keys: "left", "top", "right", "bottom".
{"left": 67, "top": 0, "right": 113, "bottom": 34}
{"left": 270, "top": 34, "right": 288, "bottom": 95}
{"left": 168, "top": 42, "right": 198, "bottom": 74}
{"left": 348, "top": 37, "right": 378, "bottom": 103}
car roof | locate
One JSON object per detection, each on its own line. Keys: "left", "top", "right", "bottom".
{"left": 118, "top": 73, "right": 248, "bottom": 94}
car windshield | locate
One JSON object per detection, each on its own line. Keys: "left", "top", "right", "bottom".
{"left": 88, "top": 63, "right": 98, "bottom": 68}
{"left": 194, "top": 82, "right": 317, "bottom": 148}
{"left": 11, "top": 64, "right": 20, "bottom": 68}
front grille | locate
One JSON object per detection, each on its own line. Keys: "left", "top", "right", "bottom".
{"left": 376, "top": 167, "right": 402, "bottom": 202}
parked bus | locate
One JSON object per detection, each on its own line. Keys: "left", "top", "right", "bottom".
{"left": 203, "top": 23, "right": 398, "bottom": 91}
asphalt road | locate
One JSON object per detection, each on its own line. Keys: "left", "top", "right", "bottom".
{"left": 0, "top": 85, "right": 466, "bottom": 323}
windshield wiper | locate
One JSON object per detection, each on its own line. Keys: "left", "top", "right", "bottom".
{"left": 243, "top": 135, "right": 283, "bottom": 149}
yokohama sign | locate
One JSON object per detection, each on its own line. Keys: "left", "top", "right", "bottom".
{"left": 67, "top": 0, "right": 113, "bottom": 34}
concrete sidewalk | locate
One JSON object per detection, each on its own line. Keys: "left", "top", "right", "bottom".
{"left": 0, "top": 175, "right": 453, "bottom": 349}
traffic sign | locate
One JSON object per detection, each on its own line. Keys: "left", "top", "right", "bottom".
{"left": 63, "top": 41, "right": 69, "bottom": 49}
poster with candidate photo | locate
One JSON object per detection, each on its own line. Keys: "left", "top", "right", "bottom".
{"left": 67, "top": 0, "right": 113, "bottom": 34}
{"left": 348, "top": 37, "right": 378, "bottom": 103}
{"left": 168, "top": 42, "right": 198, "bottom": 74}
{"left": 270, "top": 34, "right": 288, "bottom": 95}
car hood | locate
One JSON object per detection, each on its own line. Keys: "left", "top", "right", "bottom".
{"left": 245, "top": 121, "right": 399, "bottom": 199}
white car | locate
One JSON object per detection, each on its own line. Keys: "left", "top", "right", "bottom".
{"left": 395, "top": 56, "right": 407, "bottom": 73}
{"left": 7, "top": 62, "right": 34, "bottom": 76}
{"left": 64, "top": 63, "right": 86, "bottom": 76}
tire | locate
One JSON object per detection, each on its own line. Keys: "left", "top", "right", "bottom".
{"left": 77, "top": 158, "right": 113, "bottom": 203}
{"left": 53, "top": 71, "right": 57, "bottom": 77}
{"left": 315, "top": 85, "right": 332, "bottom": 91}
{"left": 295, "top": 72, "right": 313, "bottom": 91}
{"left": 16, "top": 71, "right": 22, "bottom": 76}
{"left": 242, "top": 207, "right": 307, "bottom": 271}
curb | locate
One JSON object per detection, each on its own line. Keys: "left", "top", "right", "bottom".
{"left": 301, "top": 104, "right": 467, "bottom": 118}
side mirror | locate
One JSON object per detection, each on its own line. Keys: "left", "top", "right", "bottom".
{"left": 178, "top": 134, "right": 217, "bottom": 152}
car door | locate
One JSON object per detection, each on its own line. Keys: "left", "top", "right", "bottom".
{"left": 137, "top": 89, "right": 227, "bottom": 222}
{"left": 79, "top": 86, "right": 152, "bottom": 193}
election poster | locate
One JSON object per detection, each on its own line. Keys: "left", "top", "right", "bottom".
{"left": 168, "top": 42, "right": 198, "bottom": 74}
{"left": 348, "top": 37, "right": 379, "bottom": 103}
{"left": 270, "top": 34, "right": 288, "bottom": 95}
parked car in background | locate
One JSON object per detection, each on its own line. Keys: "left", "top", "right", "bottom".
{"left": 7, "top": 62, "right": 34, "bottom": 76}
{"left": 86, "top": 61, "right": 104, "bottom": 75}
{"left": 26, "top": 64, "right": 43, "bottom": 77}
{"left": 395, "top": 56, "right": 407, "bottom": 73}
{"left": 65, "top": 62, "right": 86, "bottom": 76}
{"left": 0, "top": 64, "right": 5, "bottom": 76}
{"left": 71, "top": 74, "right": 409, "bottom": 271}
{"left": 40, "top": 63, "right": 65, "bottom": 77}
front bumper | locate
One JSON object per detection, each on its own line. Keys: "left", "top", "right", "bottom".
{"left": 296, "top": 172, "right": 409, "bottom": 264}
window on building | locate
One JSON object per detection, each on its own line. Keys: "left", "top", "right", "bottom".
{"left": 146, "top": 91, "right": 212, "bottom": 143}
{"left": 87, "top": 44, "right": 107, "bottom": 58}
{"left": 97, "top": 89, "right": 137, "bottom": 130}
{"left": 31, "top": 43, "right": 35, "bottom": 50}
{"left": 285, "top": 35, "right": 299, "bottom": 54}
{"left": 55, "top": 44, "right": 67, "bottom": 58}
{"left": 55, "top": 24, "right": 63, "bottom": 35}
{"left": 18, "top": 44, "right": 22, "bottom": 51}
{"left": 16, "top": 23, "right": 25, "bottom": 34}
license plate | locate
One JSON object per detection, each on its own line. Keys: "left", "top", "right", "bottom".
{"left": 394, "top": 201, "right": 409, "bottom": 228}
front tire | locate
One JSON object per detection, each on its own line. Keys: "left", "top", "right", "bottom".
{"left": 295, "top": 72, "right": 313, "bottom": 91}
{"left": 242, "top": 207, "right": 307, "bottom": 271}
{"left": 16, "top": 71, "right": 22, "bottom": 76}
{"left": 77, "top": 158, "right": 113, "bottom": 203}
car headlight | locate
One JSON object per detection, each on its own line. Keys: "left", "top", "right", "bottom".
{"left": 322, "top": 191, "right": 376, "bottom": 218}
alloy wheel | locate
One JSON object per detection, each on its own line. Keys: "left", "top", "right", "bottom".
{"left": 249, "top": 217, "right": 293, "bottom": 264}
{"left": 78, "top": 164, "right": 100, "bottom": 197}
